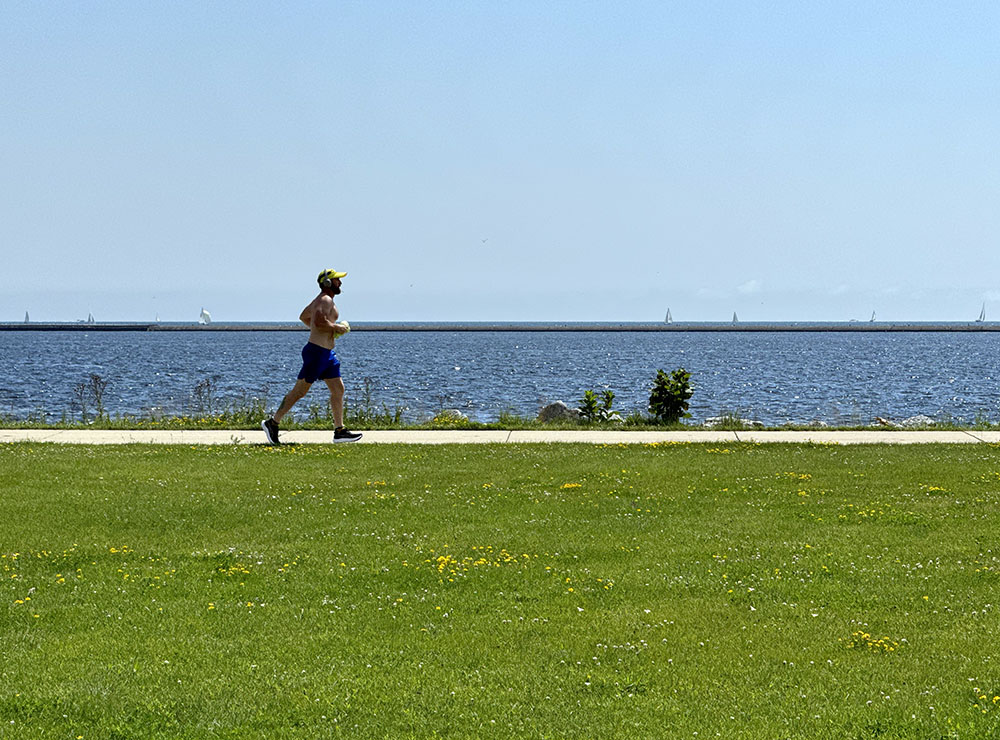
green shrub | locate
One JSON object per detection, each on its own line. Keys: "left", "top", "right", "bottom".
{"left": 577, "top": 389, "right": 621, "bottom": 423}
{"left": 577, "top": 390, "right": 600, "bottom": 422}
{"left": 648, "top": 368, "right": 693, "bottom": 424}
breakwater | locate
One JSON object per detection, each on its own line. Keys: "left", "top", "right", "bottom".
{"left": 2, "top": 321, "right": 1000, "bottom": 332}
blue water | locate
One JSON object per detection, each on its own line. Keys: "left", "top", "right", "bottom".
{"left": 2, "top": 330, "right": 1000, "bottom": 424}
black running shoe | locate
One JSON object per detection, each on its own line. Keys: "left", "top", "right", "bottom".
{"left": 333, "top": 427, "right": 362, "bottom": 443}
{"left": 261, "top": 418, "right": 280, "bottom": 445}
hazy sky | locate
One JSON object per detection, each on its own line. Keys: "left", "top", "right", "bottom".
{"left": 3, "top": 1, "right": 999, "bottom": 322}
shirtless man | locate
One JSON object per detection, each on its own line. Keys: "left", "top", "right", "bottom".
{"left": 261, "top": 269, "right": 362, "bottom": 444}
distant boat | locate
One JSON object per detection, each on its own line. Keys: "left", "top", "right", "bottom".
{"left": 977, "top": 303, "right": 986, "bottom": 322}
{"left": 665, "top": 308, "right": 672, "bottom": 324}
{"left": 870, "top": 311, "right": 876, "bottom": 322}
{"left": 732, "top": 312, "right": 738, "bottom": 323}
{"left": 199, "top": 308, "right": 212, "bottom": 325}
{"left": 24, "top": 311, "right": 29, "bottom": 324}
{"left": 86, "top": 313, "right": 95, "bottom": 324}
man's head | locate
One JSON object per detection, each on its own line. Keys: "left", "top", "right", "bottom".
{"left": 318, "top": 268, "right": 346, "bottom": 295}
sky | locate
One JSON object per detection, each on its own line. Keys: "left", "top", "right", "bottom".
{"left": 2, "top": 1, "right": 999, "bottom": 322}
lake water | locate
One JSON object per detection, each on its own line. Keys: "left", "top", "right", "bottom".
{"left": 2, "top": 330, "right": 1000, "bottom": 424}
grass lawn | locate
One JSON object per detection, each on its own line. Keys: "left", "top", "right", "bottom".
{"left": 2, "top": 442, "right": 1000, "bottom": 739}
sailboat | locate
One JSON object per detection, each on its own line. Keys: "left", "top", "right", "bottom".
{"left": 870, "top": 311, "right": 876, "bottom": 322}
{"left": 199, "top": 308, "right": 212, "bottom": 325}
{"left": 732, "top": 312, "right": 738, "bottom": 324}
{"left": 24, "top": 311, "right": 29, "bottom": 324}
{"left": 977, "top": 303, "right": 986, "bottom": 322}
{"left": 86, "top": 313, "right": 95, "bottom": 324}
{"left": 665, "top": 308, "right": 672, "bottom": 324}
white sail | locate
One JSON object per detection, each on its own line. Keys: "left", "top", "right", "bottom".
{"left": 665, "top": 308, "right": 672, "bottom": 324}
{"left": 732, "top": 312, "right": 738, "bottom": 323}
{"left": 977, "top": 303, "right": 986, "bottom": 322}
{"left": 199, "top": 308, "right": 212, "bottom": 325}
{"left": 87, "top": 313, "right": 95, "bottom": 324}
{"left": 24, "top": 311, "right": 29, "bottom": 323}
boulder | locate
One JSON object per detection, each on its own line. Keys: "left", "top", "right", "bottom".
{"left": 435, "top": 409, "right": 469, "bottom": 422}
{"left": 900, "top": 414, "right": 936, "bottom": 428}
{"left": 538, "top": 401, "right": 580, "bottom": 422}
{"left": 705, "top": 416, "right": 764, "bottom": 429}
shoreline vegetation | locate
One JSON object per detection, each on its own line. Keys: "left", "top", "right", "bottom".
{"left": 2, "top": 421, "right": 993, "bottom": 432}
{"left": 0, "top": 409, "right": 993, "bottom": 433}
{"left": 3, "top": 373, "right": 993, "bottom": 433}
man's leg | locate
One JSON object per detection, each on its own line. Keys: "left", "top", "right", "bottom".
{"left": 273, "top": 379, "right": 313, "bottom": 423}
{"left": 324, "top": 377, "right": 362, "bottom": 442}
{"left": 323, "top": 377, "right": 345, "bottom": 428}
{"left": 262, "top": 379, "right": 313, "bottom": 444}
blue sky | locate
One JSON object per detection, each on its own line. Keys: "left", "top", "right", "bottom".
{"left": 2, "top": 1, "right": 999, "bottom": 322}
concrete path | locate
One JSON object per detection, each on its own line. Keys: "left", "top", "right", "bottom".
{"left": 2, "top": 429, "right": 1000, "bottom": 445}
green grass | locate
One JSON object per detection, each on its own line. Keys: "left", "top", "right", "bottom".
{"left": 3, "top": 442, "right": 1000, "bottom": 738}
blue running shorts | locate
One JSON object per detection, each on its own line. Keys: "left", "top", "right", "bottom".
{"left": 298, "top": 342, "right": 341, "bottom": 383}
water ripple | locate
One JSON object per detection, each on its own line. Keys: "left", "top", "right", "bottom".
{"left": 2, "top": 331, "right": 999, "bottom": 424}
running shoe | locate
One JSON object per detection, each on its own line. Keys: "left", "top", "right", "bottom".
{"left": 333, "top": 427, "right": 362, "bottom": 443}
{"left": 261, "top": 418, "right": 280, "bottom": 445}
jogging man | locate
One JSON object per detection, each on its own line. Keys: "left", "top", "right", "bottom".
{"left": 261, "top": 269, "right": 362, "bottom": 444}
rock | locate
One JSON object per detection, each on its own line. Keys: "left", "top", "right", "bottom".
{"left": 435, "top": 409, "right": 468, "bottom": 422}
{"left": 705, "top": 416, "right": 764, "bottom": 429}
{"left": 538, "top": 401, "right": 580, "bottom": 422}
{"left": 900, "top": 414, "right": 936, "bottom": 428}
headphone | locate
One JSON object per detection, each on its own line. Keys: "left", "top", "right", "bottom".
{"left": 318, "top": 269, "right": 338, "bottom": 289}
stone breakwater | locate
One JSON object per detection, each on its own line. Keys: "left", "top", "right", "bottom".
{"left": 3, "top": 322, "right": 1000, "bottom": 332}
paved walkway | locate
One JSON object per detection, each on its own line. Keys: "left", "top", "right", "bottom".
{"left": 2, "top": 429, "right": 1000, "bottom": 445}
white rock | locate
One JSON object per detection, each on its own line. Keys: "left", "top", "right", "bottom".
{"left": 705, "top": 416, "right": 764, "bottom": 429}
{"left": 900, "top": 415, "right": 936, "bottom": 427}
